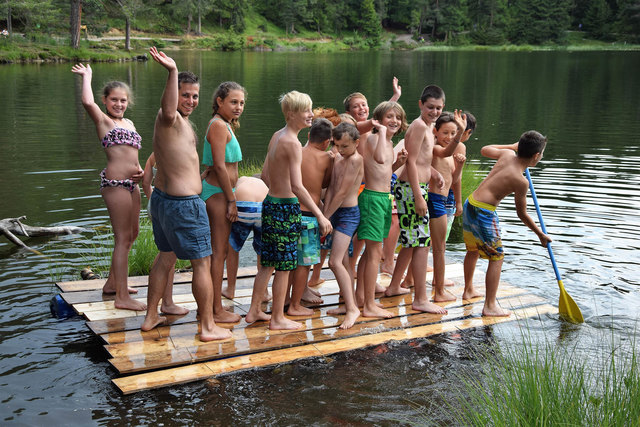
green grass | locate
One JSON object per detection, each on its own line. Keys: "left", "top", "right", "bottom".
{"left": 446, "top": 329, "right": 640, "bottom": 426}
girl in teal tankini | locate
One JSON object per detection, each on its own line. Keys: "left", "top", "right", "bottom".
{"left": 201, "top": 81, "right": 246, "bottom": 323}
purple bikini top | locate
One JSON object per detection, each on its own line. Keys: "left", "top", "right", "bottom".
{"left": 101, "top": 126, "right": 142, "bottom": 150}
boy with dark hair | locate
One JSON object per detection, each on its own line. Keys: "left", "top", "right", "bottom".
{"left": 463, "top": 130, "right": 552, "bottom": 316}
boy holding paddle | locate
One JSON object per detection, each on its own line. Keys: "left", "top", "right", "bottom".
{"left": 462, "top": 130, "right": 552, "bottom": 317}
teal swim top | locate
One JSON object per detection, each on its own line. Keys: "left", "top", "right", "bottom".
{"left": 202, "top": 117, "right": 243, "bottom": 165}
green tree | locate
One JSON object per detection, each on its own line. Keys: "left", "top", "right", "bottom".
{"left": 509, "top": 0, "right": 571, "bottom": 44}
{"left": 359, "top": 0, "right": 381, "bottom": 46}
{"left": 615, "top": 0, "right": 640, "bottom": 41}
{"left": 584, "top": 0, "right": 612, "bottom": 39}
{"left": 439, "top": 0, "right": 468, "bottom": 42}
{"left": 4, "top": 0, "right": 60, "bottom": 34}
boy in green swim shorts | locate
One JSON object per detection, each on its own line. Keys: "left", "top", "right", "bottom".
{"left": 257, "top": 91, "right": 332, "bottom": 330}
{"left": 463, "top": 131, "right": 551, "bottom": 317}
{"left": 356, "top": 101, "right": 408, "bottom": 319}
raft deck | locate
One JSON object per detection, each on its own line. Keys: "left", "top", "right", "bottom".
{"left": 55, "top": 263, "right": 555, "bottom": 394}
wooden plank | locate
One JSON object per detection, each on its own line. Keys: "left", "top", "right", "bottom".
{"left": 113, "top": 303, "right": 556, "bottom": 394}
{"left": 108, "top": 293, "right": 542, "bottom": 374}
{"left": 99, "top": 284, "right": 524, "bottom": 344}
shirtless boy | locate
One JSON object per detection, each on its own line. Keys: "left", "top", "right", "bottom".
{"left": 323, "top": 122, "right": 364, "bottom": 329}
{"left": 141, "top": 47, "right": 231, "bottom": 341}
{"left": 429, "top": 111, "right": 470, "bottom": 303}
{"left": 287, "top": 118, "right": 334, "bottom": 316}
{"left": 260, "top": 91, "right": 332, "bottom": 330}
{"left": 463, "top": 131, "right": 551, "bottom": 316}
{"left": 356, "top": 101, "right": 408, "bottom": 318}
{"left": 385, "top": 85, "right": 460, "bottom": 315}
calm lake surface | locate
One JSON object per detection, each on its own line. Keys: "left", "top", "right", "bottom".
{"left": 1, "top": 50, "right": 639, "bottom": 424}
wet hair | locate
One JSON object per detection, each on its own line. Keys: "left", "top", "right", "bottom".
{"left": 212, "top": 81, "right": 246, "bottom": 130}
{"left": 517, "top": 130, "right": 547, "bottom": 159}
{"left": 313, "top": 107, "right": 342, "bottom": 126}
{"left": 102, "top": 81, "right": 133, "bottom": 106}
{"left": 333, "top": 122, "right": 360, "bottom": 143}
{"left": 434, "top": 111, "right": 455, "bottom": 130}
{"left": 178, "top": 71, "right": 199, "bottom": 87}
{"left": 339, "top": 113, "right": 357, "bottom": 126}
{"left": 343, "top": 92, "right": 367, "bottom": 113}
{"left": 420, "top": 85, "right": 445, "bottom": 104}
{"left": 371, "top": 101, "right": 408, "bottom": 134}
{"left": 464, "top": 111, "right": 477, "bottom": 133}
{"left": 309, "top": 118, "right": 333, "bottom": 143}
{"left": 280, "top": 91, "right": 312, "bottom": 118}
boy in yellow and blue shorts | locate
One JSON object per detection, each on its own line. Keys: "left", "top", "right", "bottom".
{"left": 463, "top": 130, "right": 552, "bottom": 317}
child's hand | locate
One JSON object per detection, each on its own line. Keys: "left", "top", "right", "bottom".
{"left": 131, "top": 167, "right": 144, "bottom": 183}
{"left": 432, "top": 168, "right": 445, "bottom": 190}
{"left": 318, "top": 215, "right": 333, "bottom": 237}
{"left": 396, "top": 148, "right": 408, "bottom": 165}
{"left": 453, "top": 109, "right": 467, "bottom": 132}
{"left": 71, "top": 63, "right": 92, "bottom": 77}
{"left": 453, "top": 153, "right": 466, "bottom": 164}
{"left": 539, "top": 233, "right": 552, "bottom": 248}
{"left": 371, "top": 119, "right": 386, "bottom": 134}
{"left": 392, "top": 77, "right": 402, "bottom": 99}
{"left": 227, "top": 201, "right": 238, "bottom": 222}
{"left": 149, "top": 46, "right": 177, "bottom": 71}
{"left": 455, "top": 202, "right": 463, "bottom": 217}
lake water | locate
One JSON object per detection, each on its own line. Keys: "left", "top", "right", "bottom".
{"left": 1, "top": 50, "right": 639, "bottom": 424}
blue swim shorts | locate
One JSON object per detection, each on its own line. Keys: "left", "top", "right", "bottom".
{"left": 150, "top": 188, "right": 212, "bottom": 260}
{"left": 462, "top": 195, "right": 504, "bottom": 261}
{"left": 444, "top": 189, "right": 456, "bottom": 241}
{"left": 298, "top": 212, "right": 321, "bottom": 266}
{"left": 331, "top": 205, "right": 360, "bottom": 238}
{"left": 428, "top": 192, "right": 448, "bottom": 219}
{"left": 229, "top": 201, "right": 262, "bottom": 253}
{"left": 260, "top": 195, "right": 301, "bottom": 271}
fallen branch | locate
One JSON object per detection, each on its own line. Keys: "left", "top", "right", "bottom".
{"left": 0, "top": 216, "right": 89, "bottom": 253}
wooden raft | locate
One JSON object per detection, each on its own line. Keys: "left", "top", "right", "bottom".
{"left": 55, "top": 263, "right": 556, "bottom": 394}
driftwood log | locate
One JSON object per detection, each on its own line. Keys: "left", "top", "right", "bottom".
{"left": 0, "top": 216, "right": 88, "bottom": 253}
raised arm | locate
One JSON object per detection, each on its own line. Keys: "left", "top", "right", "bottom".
{"left": 433, "top": 109, "right": 467, "bottom": 158}
{"left": 149, "top": 47, "right": 179, "bottom": 125}
{"left": 370, "top": 120, "right": 388, "bottom": 164}
{"left": 480, "top": 142, "right": 519, "bottom": 160}
{"left": 71, "top": 63, "right": 105, "bottom": 126}
{"left": 389, "top": 76, "right": 401, "bottom": 103}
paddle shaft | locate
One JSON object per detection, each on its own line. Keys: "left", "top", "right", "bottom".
{"left": 524, "top": 168, "right": 562, "bottom": 282}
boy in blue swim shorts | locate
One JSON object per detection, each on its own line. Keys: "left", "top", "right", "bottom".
{"left": 463, "top": 130, "right": 551, "bottom": 317}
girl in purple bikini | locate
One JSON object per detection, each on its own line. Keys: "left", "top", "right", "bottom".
{"left": 72, "top": 63, "right": 146, "bottom": 311}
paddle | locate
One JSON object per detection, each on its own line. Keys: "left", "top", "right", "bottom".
{"left": 524, "top": 168, "right": 583, "bottom": 323}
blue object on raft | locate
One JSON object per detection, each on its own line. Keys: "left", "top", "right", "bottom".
{"left": 50, "top": 295, "right": 76, "bottom": 319}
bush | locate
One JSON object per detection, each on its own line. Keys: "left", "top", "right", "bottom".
{"left": 470, "top": 27, "right": 506, "bottom": 45}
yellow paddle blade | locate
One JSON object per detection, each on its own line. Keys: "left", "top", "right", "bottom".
{"left": 557, "top": 280, "right": 584, "bottom": 323}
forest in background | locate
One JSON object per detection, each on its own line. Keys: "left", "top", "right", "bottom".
{"left": 1, "top": 0, "right": 639, "bottom": 51}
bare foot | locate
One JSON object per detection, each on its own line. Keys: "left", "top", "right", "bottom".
{"left": 269, "top": 317, "right": 303, "bottom": 330}
{"left": 262, "top": 290, "right": 272, "bottom": 303}
{"left": 362, "top": 305, "right": 393, "bottom": 318}
{"left": 384, "top": 284, "right": 411, "bottom": 297}
{"left": 114, "top": 297, "right": 147, "bottom": 311}
{"left": 245, "top": 310, "right": 271, "bottom": 324}
{"left": 412, "top": 301, "right": 447, "bottom": 314}
{"left": 375, "top": 282, "right": 386, "bottom": 293}
{"left": 327, "top": 306, "right": 346, "bottom": 315}
{"left": 221, "top": 286, "right": 235, "bottom": 299}
{"left": 427, "top": 265, "right": 433, "bottom": 272}
{"left": 200, "top": 325, "right": 233, "bottom": 342}
{"left": 214, "top": 309, "right": 242, "bottom": 323}
{"left": 307, "top": 278, "right": 325, "bottom": 287}
{"left": 356, "top": 295, "right": 384, "bottom": 309}
{"left": 339, "top": 309, "right": 361, "bottom": 329}
{"left": 444, "top": 278, "right": 455, "bottom": 287}
{"left": 433, "top": 289, "right": 457, "bottom": 302}
{"left": 301, "top": 287, "right": 323, "bottom": 304}
{"left": 482, "top": 306, "right": 511, "bottom": 317}
{"left": 400, "top": 278, "right": 413, "bottom": 289}
{"left": 462, "top": 288, "right": 484, "bottom": 300}
{"left": 160, "top": 303, "right": 189, "bottom": 315}
{"left": 103, "top": 285, "right": 138, "bottom": 295}
{"left": 287, "top": 304, "right": 314, "bottom": 316}
{"left": 141, "top": 313, "right": 166, "bottom": 331}
{"left": 308, "top": 287, "right": 322, "bottom": 297}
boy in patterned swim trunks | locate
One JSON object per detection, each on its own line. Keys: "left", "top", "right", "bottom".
{"left": 258, "top": 91, "right": 332, "bottom": 330}
{"left": 463, "top": 131, "right": 551, "bottom": 317}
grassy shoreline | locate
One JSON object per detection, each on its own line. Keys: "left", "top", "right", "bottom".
{"left": 2, "top": 30, "right": 638, "bottom": 64}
